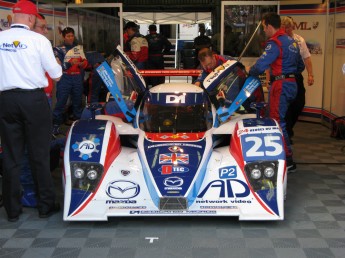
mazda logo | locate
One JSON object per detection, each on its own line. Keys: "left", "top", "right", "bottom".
{"left": 106, "top": 180, "right": 140, "bottom": 199}
{"left": 164, "top": 177, "right": 183, "bottom": 187}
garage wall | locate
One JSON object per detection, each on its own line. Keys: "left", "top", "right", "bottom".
{"left": 1, "top": 0, "right": 343, "bottom": 122}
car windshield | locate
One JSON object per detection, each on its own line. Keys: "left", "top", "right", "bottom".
{"left": 139, "top": 102, "right": 212, "bottom": 133}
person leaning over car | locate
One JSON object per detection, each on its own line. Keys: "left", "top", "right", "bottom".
{"left": 247, "top": 13, "right": 305, "bottom": 173}
{"left": 194, "top": 48, "right": 264, "bottom": 112}
{"left": 281, "top": 16, "right": 314, "bottom": 143}
{"left": 0, "top": 0, "right": 62, "bottom": 222}
{"left": 194, "top": 48, "right": 236, "bottom": 87}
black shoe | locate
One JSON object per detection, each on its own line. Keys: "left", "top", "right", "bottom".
{"left": 39, "top": 203, "right": 61, "bottom": 218}
{"left": 8, "top": 209, "right": 23, "bottom": 222}
{"left": 287, "top": 160, "right": 297, "bottom": 174}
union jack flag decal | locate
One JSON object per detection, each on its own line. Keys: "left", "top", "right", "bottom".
{"left": 159, "top": 153, "right": 189, "bottom": 164}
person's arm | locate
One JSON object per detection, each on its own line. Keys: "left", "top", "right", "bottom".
{"left": 249, "top": 40, "right": 279, "bottom": 76}
{"left": 163, "top": 36, "right": 172, "bottom": 54}
{"left": 53, "top": 46, "right": 72, "bottom": 71}
{"left": 78, "top": 45, "right": 89, "bottom": 69}
{"left": 304, "top": 56, "right": 314, "bottom": 86}
{"left": 194, "top": 70, "right": 206, "bottom": 87}
{"left": 127, "top": 37, "right": 141, "bottom": 62}
{"left": 42, "top": 41, "right": 62, "bottom": 81}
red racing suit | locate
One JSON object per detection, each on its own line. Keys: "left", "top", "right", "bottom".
{"left": 249, "top": 29, "right": 305, "bottom": 160}
{"left": 124, "top": 33, "right": 148, "bottom": 69}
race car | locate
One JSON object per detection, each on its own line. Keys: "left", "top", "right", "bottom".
{"left": 62, "top": 46, "right": 287, "bottom": 221}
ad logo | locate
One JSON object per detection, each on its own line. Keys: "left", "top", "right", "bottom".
{"left": 72, "top": 136, "right": 100, "bottom": 160}
{"left": 106, "top": 180, "right": 140, "bottom": 199}
{"left": 197, "top": 179, "right": 250, "bottom": 198}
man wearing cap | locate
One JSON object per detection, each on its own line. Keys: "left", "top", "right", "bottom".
{"left": 0, "top": 0, "right": 62, "bottom": 222}
{"left": 123, "top": 21, "right": 148, "bottom": 70}
{"left": 145, "top": 24, "right": 172, "bottom": 87}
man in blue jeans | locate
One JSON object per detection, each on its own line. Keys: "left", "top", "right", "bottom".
{"left": 53, "top": 27, "right": 88, "bottom": 135}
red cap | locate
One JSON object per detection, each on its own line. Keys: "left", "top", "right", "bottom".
{"left": 13, "top": 0, "right": 39, "bottom": 17}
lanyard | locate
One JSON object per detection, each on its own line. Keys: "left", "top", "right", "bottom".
{"left": 11, "top": 25, "right": 29, "bottom": 30}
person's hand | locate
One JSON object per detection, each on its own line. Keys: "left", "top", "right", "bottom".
{"left": 70, "top": 58, "right": 79, "bottom": 65}
{"left": 307, "top": 74, "right": 314, "bottom": 86}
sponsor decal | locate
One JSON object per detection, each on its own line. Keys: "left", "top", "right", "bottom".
{"left": 168, "top": 146, "right": 182, "bottom": 152}
{"left": 166, "top": 95, "right": 186, "bottom": 104}
{"left": 200, "top": 206, "right": 237, "bottom": 209}
{"left": 97, "top": 66, "right": 114, "bottom": 88}
{"left": 109, "top": 206, "right": 146, "bottom": 209}
{"left": 265, "top": 44, "right": 272, "bottom": 51}
{"left": 164, "top": 176, "right": 183, "bottom": 190}
{"left": 72, "top": 136, "right": 100, "bottom": 160}
{"left": 197, "top": 179, "right": 250, "bottom": 198}
{"left": 121, "top": 170, "right": 131, "bottom": 176}
{"left": 219, "top": 166, "right": 237, "bottom": 179}
{"left": 196, "top": 199, "right": 252, "bottom": 204}
{"left": 289, "top": 43, "right": 299, "bottom": 53}
{"left": 206, "top": 71, "right": 220, "bottom": 82}
{"left": 237, "top": 128, "right": 248, "bottom": 137}
{"left": 159, "top": 153, "right": 189, "bottom": 164}
{"left": 105, "top": 180, "right": 140, "bottom": 199}
{"left": 159, "top": 165, "right": 189, "bottom": 175}
{"left": 129, "top": 210, "right": 216, "bottom": 214}
{"left": 0, "top": 41, "right": 28, "bottom": 52}
{"left": 106, "top": 200, "right": 137, "bottom": 204}
{"left": 147, "top": 143, "right": 202, "bottom": 149}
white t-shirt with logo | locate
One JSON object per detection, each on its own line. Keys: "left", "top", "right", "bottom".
{"left": 0, "top": 23, "right": 62, "bottom": 91}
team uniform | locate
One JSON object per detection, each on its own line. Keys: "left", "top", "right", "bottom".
{"left": 0, "top": 24, "right": 62, "bottom": 219}
{"left": 249, "top": 29, "right": 305, "bottom": 161}
{"left": 53, "top": 44, "right": 88, "bottom": 126}
{"left": 286, "top": 33, "right": 311, "bottom": 139}
{"left": 124, "top": 32, "right": 148, "bottom": 69}
{"left": 145, "top": 32, "right": 172, "bottom": 86}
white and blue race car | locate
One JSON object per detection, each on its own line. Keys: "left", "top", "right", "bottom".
{"left": 62, "top": 46, "right": 287, "bottom": 221}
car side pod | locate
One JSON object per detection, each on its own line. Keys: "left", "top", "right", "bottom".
{"left": 230, "top": 117, "right": 286, "bottom": 220}
{"left": 63, "top": 118, "right": 121, "bottom": 220}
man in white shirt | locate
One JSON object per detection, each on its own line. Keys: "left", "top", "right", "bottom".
{"left": 0, "top": 0, "right": 62, "bottom": 222}
{"left": 281, "top": 16, "right": 314, "bottom": 143}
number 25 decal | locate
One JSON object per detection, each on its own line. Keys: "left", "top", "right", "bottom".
{"left": 245, "top": 135, "right": 283, "bottom": 157}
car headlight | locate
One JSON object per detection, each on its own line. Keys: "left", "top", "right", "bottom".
{"left": 70, "top": 162, "right": 104, "bottom": 191}
{"left": 87, "top": 169, "right": 98, "bottom": 180}
{"left": 244, "top": 161, "right": 279, "bottom": 192}
{"left": 74, "top": 167, "right": 85, "bottom": 179}
{"left": 264, "top": 166, "right": 275, "bottom": 178}
{"left": 251, "top": 168, "right": 261, "bottom": 179}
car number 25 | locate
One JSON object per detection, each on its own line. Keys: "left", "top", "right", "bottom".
{"left": 242, "top": 133, "right": 284, "bottom": 161}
